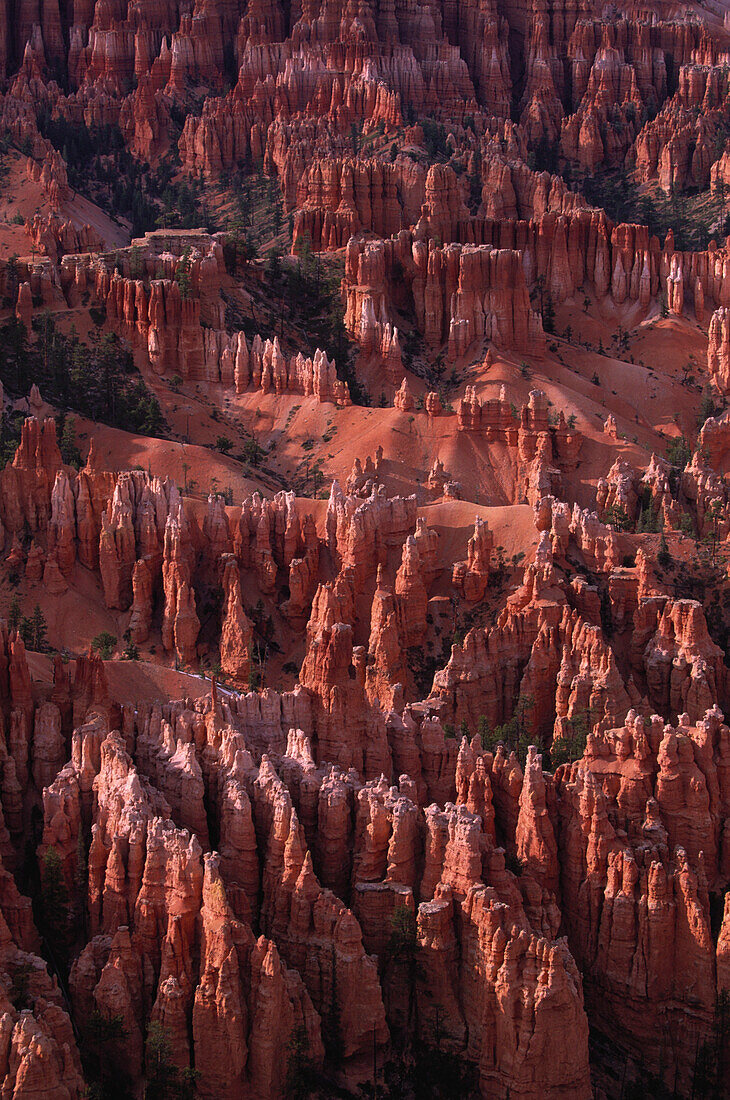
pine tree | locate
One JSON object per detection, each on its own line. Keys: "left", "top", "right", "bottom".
{"left": 478, "top": 715, "right": 496, "bottom": 752}
{"left": 4, "top": 254, "right": 18, "bottom": 308}
{"left": 174, "top": 246, "right": 193, "bottom": 299}
{"left": 30, "top": 604, "right": 48, "bottom": 651}
{"left": 19, "top": 605, "right": 48, "bottom": 650}
{"left": 41, "top": 846, "right": 69, "bottom": 963}
{"left": 145, "top": 1022, "right": 199, "bottom": 1099}
{"left": 286, "top": 1026, "right": 317, "bottom": 1100}
{"left": 59, "top": 415, "right": 81, "bottom": 467}
{"left": 7, "top": 596, "right": 20, "bottom": 632}
{"left": 75, "top": 830, "right": 88, "bottom": 893}
{"left": 91, "top": 631, "right": 117, "bottom": 659}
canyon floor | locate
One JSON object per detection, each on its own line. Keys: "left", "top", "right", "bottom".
{"left": 0, "top": 0, "right": 727, "bottom": 1097}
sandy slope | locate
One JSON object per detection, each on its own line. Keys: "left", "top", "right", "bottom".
{"left": 0, "top": 152, "right": 127, "bottom": 262}
{"left": 27, "top": 651, "right": 213, "bottom": 703}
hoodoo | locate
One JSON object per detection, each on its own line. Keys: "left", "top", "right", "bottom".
{"left": 0, "top": 0, "right": 727, "bottom": 1095}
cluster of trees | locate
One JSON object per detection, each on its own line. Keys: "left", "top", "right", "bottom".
{"left": 246, "top": 598, "right": 280, "bottom": 690}
{"left": 697, "top": 390, "right": 726, "bottom": 432}
{"left": 635, "top": 487, "right": 662, "bottom": 533}
{"left": 91, "top": 631, "right": 117, "bottom": 659}
{"left": 364, "top": 1039, "right": 479, "bottom": 1099}
{"left": 8, "top": 599, "right": 48, "bottom": 650}
{"left": 420, "top": 118, "right": 451, "bottom": 161}
{"left": 37, "top": 113, "right": 125, "bottom": 177}
{"left": 5, "top": 609, "right": 138, "bottom": 661}
{"left": 265, "top": 236, "right": 364, "bottom": 403}
{"left": 605, "top": 421, "right": 719, "bottom": 537}
{"left": 443, "top": 696, "right": 589, "bottom": 771}
{"left": 0, "top": 316, "right": 164, "bottom": 446}
{"left": 0, "top": 407, "right": 29, "bottom": 467}
{"left": 104, "top": 160, "right": 216, "bottom": 238}
{"left": 470, "top": 695, "right": 535, "bottom": 766}
{"left": 221, "top": 231, "right": 258, "bottom": 275}
{"left": 3, "top": 253, "right": 19, "bottom": 308}
{"left": 219, "top": 165, "right": 286, "bottom": 256}
{"left": 151, "top": 174, "right": 216, "bottom": 235}
{"left": 79, "top": 1015, "right": 199, "bottom": 1099}
{"left": 582, "top": 171, "right": 727, "bottom": 251}
{"left": 35, "top": 114, "right": 217, "bottom": 237}
{"left": 467, "top": 149, "right": 482, "bottom": 215}
{"left": 623, "top": 992, "right": 729, "bottom": 1099}
{"left": 693, "top": 988, "right": 730, "bottom": 1097}
{"left": 548, "top": 713, "right": 590, "bottom": 768}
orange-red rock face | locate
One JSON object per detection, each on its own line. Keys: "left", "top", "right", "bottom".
{"left": 708, "top": 306, "right": 730, "bottom": 392}
{"left": 29, "top": 680, "right": 599, "bottom": 1099}
{"left": 5, "top": 0, "right": 730, "bottom": 1096}
{"left": 34, "top": 670, "right": 730, "bottom": 1096}
{"left": 1, "top": 414, "right": 727, "bottom": 1096}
